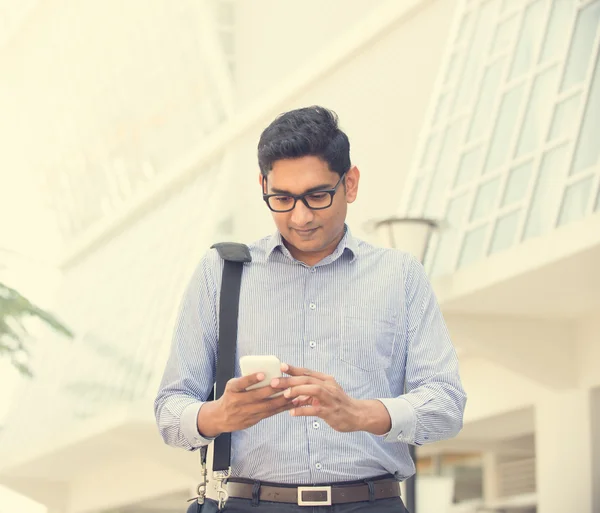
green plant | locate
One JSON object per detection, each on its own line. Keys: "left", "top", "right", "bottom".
{"left": 0, "top": 281, "right": 73, "bottom": 376}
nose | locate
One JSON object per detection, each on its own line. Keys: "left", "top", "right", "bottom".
{"left": 290, "top": 200, "right": 314, "bottom": 226}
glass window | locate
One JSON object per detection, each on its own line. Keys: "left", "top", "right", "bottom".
{"left": 571, "top": 50, "right": 600, "bottom": 175}
{"left": 490, "top": 209, "right": 521, "bottom": 254}
{"left": 455, "top": 145, "right": 484, "bottom": 188}
{"left": 433, "top": 91, "right": 451, "bottom": 125}
{"left": 424, "top": 119, "right": 465, "bottom": 216}
{"left": 548, "top": 93, "right": 581, "bottom": 142}
{"left": 420, "top": 132, "right": 442, "bottom": 170}
{"left": 502, "top": 160, "right": 533, "bottom": 206}
{"left": 471, "top": 176, "right": 501, "bottom": 221}
{"left": 407, "top": 176, "right": 424, "bottom": 216}
{"left": 523, "top": 144, "right": 569, "bottom": 240}
{"left": 490, "top": 14, "right": 518, "bottom": 55}
{"left": 444, "top": 51, "right": 462, "bottom": 86}
{"left": 508, "top": 0, "right": 546, "bottom": 80}
{"left": 558, "top": 176, "right": 595, "bottom": 226}
{"left": 453, "top": 0, "right": 497, "bottom": 114}
{"left": 455, "top": 10, "right": 474, "bottom": 46}
{"left": 516, "top": 66, "right": 559, "bottom": 157}
{"left": 560, "top": 0, "right": 600, "bottom": 91}
{"left": 484, "top": 83, "right": 526, "bottom": 173}
{"left": 539, "top": 0, "right": 576, "bottom": 64}
{"left": 467, "top": 57, "right": 506, "bottom": 142}
{"left": 500, "top": 0, "right": 521, "bottom": 13}
{"left": 431, "top": 194, "right": 470, "bottom": 276}
{"left": 458, "top": 224, "right": 489, "bottom": 268}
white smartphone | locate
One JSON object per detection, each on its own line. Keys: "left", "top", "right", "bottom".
{"left": 239, "top": 355, "right": 283, "bottom": 397}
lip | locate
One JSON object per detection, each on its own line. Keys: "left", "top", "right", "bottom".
{"left": 294, "top": 228, "right": 318, "bottom": 235}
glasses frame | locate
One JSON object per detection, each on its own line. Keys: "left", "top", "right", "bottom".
{"left": 262, "top": 172, "right": 347, "bottom": 213}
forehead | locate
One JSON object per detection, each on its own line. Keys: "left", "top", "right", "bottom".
{"left": 267, "top": 156, "right": 338, "bottom": 192}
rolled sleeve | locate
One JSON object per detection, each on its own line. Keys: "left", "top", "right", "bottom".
{"left": 379, "top": 254, "right": 466, "bottom": 447}
{"left": 154, "top": 250, "right": 221, "bottom": 451}
{"left": 376, "top": 397, "right": 416, "bottom": 444}
{"left": 181, "top": 402, "right": 215, "bottom": 448}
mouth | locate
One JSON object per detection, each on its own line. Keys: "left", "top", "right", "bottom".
{"left": 294, "top": 227, "right": 318, "bottom": 236}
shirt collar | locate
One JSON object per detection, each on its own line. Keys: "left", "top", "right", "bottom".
{"left": 266, "top": 224, "right": 358, "bottom": 263}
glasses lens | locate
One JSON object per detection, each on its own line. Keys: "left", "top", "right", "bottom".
{"left": 305, "top": 192, "right": 333, "bottom": 209}
{"left": 268, "top": 195, "right": 295, "bottom": 212}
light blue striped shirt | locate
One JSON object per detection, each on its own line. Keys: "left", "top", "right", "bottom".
{"left": 154, "top": 227, "right": 466, "bottom": 484}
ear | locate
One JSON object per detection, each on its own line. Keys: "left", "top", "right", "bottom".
{"left": 344, "top": 166, "right": 360, "bottom": 204}
{"left": 258, "top": 173, "right": 266, "bottom": 193}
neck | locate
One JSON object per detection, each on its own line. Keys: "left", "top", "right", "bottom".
{"left": 284, "top": 227, "right": 346, "bottom": 266}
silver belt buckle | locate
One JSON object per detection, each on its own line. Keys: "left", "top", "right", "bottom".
{"left": 297, "top": 486, "right": 332, "bottom": 506}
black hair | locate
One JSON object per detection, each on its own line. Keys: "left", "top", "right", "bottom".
{"left": 257, "top": 106, "right": 351, "bottom": 177}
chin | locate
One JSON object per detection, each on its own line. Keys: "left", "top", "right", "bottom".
{"left": 290, "top": 236, "right": 322, "bottom": 252}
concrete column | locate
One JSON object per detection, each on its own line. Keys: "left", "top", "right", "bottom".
{"left": 535, "top": 389, "right": 593, "bottom": 513}
{"left": 482, "top": 452, "right": 499, "bottom": 503}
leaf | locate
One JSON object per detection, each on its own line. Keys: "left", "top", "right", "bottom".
{"left": 10, "top": 358, "right": 33, "bottom": 378}
{"left": 0, "top": 281, "right": 74, "bottom": 377}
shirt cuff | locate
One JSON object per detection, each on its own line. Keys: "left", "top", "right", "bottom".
{"left": 181, "top": 402, "right": 216, "bottom": 448}
{"left": 376, "top": 397, "right": 417, "bottom": 444}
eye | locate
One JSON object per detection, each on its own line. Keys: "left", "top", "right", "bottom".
{"left": 274, "top": 195, "right": 293, "bottom": 204}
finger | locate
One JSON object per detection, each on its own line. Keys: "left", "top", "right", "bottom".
{"left": 253, "top": 394, "right": 296, "bottom": 415}
{"left": 270, "top": 376, "right": 323, "bottom": 389}
{"left": 292, "top": 396, "right": 312, "bottom": 407}
{"left": 255, "top": 401, "right": 296, "bottom": 420}
{"left": 281, "top": 363, "right": 332, "bottom": 381}
{"left": 283, "top": 384, "right": 325, "bottom": 400}
{"left": 244, "top": 384, "right": 287, "bottom": 401}
{"left": 227, "top": 373, "right": 265, "bottom": 393}
{"left": 290, "top": 405, "right": 320, "bottom": 417}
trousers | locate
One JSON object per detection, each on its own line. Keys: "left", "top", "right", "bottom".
{"left": 192, "top": 496, "right": 408, "bottom": 513}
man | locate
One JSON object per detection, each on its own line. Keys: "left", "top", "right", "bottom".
{"left": 155, "top": 106, "right": 466, "bottom": 512}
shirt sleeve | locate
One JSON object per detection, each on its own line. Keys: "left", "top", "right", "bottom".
{"left": 153, "top": 250, "right": 221, "bottom": 450}
{"left": 378, "top": 254, "right": 467, "bottom": 446}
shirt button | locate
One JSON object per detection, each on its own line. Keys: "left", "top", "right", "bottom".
{"left": 309, "top": 341, "right": 316, "bottom": 348}
{"left": 309, "top": 303, "right": 316, "bottom": 310}
{"left": 315, "top": 463, "right": 322, "bottom": 470}
{"left": 313, "top": 421, "right": 320, "bottom": 429}
{"left": 310, "top": 268, "right": 317, "bottom": 273}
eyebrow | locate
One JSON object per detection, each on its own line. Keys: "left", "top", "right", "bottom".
{"left": 269, "top": 182, "right": 334, "bottom": 195}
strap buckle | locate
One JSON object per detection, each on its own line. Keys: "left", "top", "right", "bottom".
{"left": 213, "top": 469, "right": 232, "bottom": 510}
{"left": 297, "top": 486, "right": 332, "bottom": 506}
{"left": 195, "top": 461, "right": 209, "bottom": 504}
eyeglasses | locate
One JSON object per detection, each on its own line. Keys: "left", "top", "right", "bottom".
{"left": 262, "top": 172, "right": 347, "bottom": 213}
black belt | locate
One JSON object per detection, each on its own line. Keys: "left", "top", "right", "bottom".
{"left": 226, "top": 475, "right": 401, "bottom": 506}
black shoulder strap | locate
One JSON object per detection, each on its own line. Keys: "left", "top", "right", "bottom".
{"left": 200, "top": 242, "right": 251, "bottom": 472}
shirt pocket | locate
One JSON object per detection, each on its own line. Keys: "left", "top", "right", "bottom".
{"left": 340, "top": 305, "right": 399, "bottom": 371}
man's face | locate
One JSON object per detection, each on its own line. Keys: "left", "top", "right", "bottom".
{"left": 260, "top": 156, "right": 359, "bottom": 262}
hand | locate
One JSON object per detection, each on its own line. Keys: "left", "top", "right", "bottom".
{"left": 270, "top": 363, "right": 386, "bottom": 433}
{"left": 271, "top": 363, "right": 392, "bottom": 435}
{"left": 197, "top": 373, "right": 294, "bottom": 437}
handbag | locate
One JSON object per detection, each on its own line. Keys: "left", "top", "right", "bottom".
{"left": 186, "top": 242, "right": 251, "bottom": 512}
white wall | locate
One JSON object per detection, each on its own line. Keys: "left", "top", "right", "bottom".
{"left": 576, "top": 314, "right": 600, "bottom": 389}
{"left": 234, "top": 0, "right": 387, "bottom": 106}
{"left": 459, "top": 357, "right": 546, "bottom": 424}
{"left": 231, "top": 0, "right": 459, "bottom": 243}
